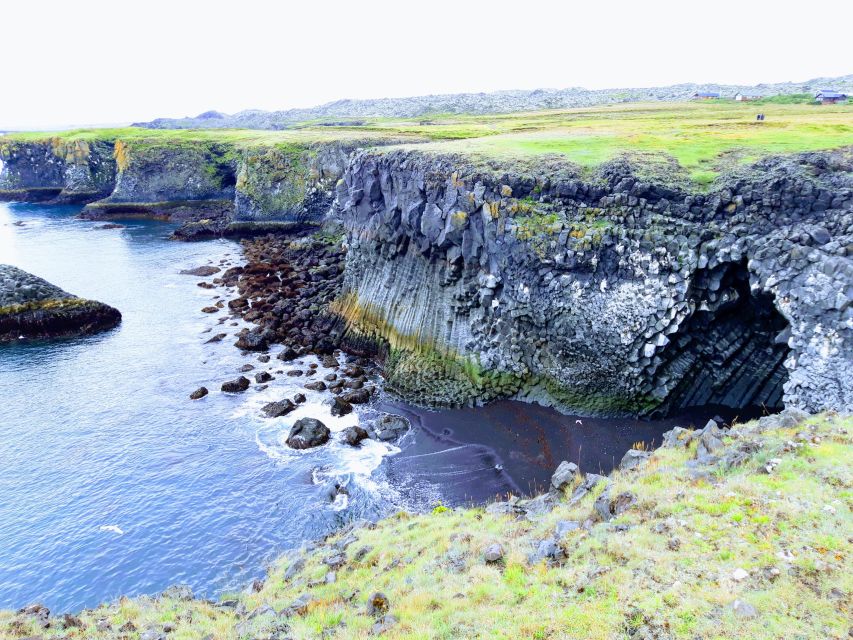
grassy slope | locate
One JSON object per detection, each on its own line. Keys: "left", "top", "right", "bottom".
{"left": 5, "top": 101, "right": 853, "bottom": 184}
{"left": 3, "top": 413, "right": 849, "bottom": 639}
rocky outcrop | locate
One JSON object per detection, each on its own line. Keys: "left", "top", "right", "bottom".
{"left": 0, "top": 136, "right": 406, "bottom": 235}
{"left": 330, "top": 148, "right": 852, "bottom": 416}
{"left": 0, "top": 265, "right": 121, "bottom": 342}
{"left": 0, "top": 138, "right": 116, "bottom": 203}
{"left": 80, "top": 139, "right": 237, "bottom": 221}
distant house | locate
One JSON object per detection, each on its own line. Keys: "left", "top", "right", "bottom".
{"left": 735, "top": 92, "right": 763, "bottom": 101}
{"left": 814, "top": 90, "right": 848, "bottom": 104}
{"left": 692, "top": 91, "right": 721, "bottom": 100}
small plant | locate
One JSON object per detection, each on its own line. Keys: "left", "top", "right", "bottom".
{"left": 632, "top": 440, "right": 649, "bottom": 451}
{"left": 432, "top": 502, "right": 449, "bottom": 515}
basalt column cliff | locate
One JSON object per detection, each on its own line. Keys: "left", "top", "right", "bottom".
{"left": 331, "top": 149, "right": 852, "bottom": 416}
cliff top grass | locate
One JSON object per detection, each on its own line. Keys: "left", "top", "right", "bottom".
{"left": 4, "top": 100, "right": 852, "bottom": 185}
{"left": 2, "top": 411, "right": 850, "bottom": 639}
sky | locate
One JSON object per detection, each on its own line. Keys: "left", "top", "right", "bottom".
{"left": 1, "top": 0, "right": 851, "bottom": 130}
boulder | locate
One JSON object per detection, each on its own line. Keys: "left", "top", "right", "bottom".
{"left": 329, "top": 396, "right": 353, "bottom": 416}
{"left": 341, "top": 388, "right": 372, "bottom": 404}
{"left": 221, "top": 376, "right": 250, "bottom": 393}
{"left": 287, "top": 418, "right": 330, "bottom": 449}
{"left": 373, "top": 414, "right": 410, "bottom": 441}
{"left": 619, "top": 449, "right": 651, "bottom": 471}
{"left": 254, "top": 371, "right": 273, "bottom": 383}
{"left": 305, "top": 380, "right": 327, "bottom": 391}
{"left": 343, "top": 425, "right": 370, "bottom": 446}
{"left": 550, "top": 461, "right": 579, "bottom": 491}
{"left": 234, "top": 329, "right": 269, "bottom": 351}
{"left": 180, "top": 265, "right": 220, "bottom": 276}
{"left": 190, "top": 386, "right": 208, "bottom": 400}
{"left": 483, "top": 543, "right": 504, "bottom": 563}
{"left": 262, "top": 399, "right": 296, "bottom": 418}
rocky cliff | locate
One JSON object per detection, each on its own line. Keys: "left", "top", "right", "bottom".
{"left": 0, "top": 138, "right": 116, "bottom": 203}
{"left": 330, "top": 148, "right": 852, "bottom": 416}
{"left": 0, "top": 135, "right": 393, "bottom": 231}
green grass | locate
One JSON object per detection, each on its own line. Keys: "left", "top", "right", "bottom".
{"left": 4, "top": 101, "right": 852, "bottom": 185}
{"left": 2, "top": 412, "right": 850, "bottom": 639}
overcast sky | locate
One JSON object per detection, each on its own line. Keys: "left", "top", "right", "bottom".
{"left": 2, "top": 0, "right": 850, "bottom": 130}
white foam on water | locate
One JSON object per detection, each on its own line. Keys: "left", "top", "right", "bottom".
{"left": 98, "top": 525, "right": 124, "bottom": 535}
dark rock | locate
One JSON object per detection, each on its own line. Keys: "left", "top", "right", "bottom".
{"left": 234, "top": 329, "right": 269, "bottom": 351}
{"left": 205, "top": 333, "right": 227, "bottom": 343}
{"left": 262, "top": 399, "right": 296, "bottom": 418}
{"left": 304, "top": 380, "right": 327, "bottom": 391}
{"left": 277, "top": 346, "right": 298, "bottom": 361}
{"left": 255, "top": 371, "right": 273, "bottom": 383}
{"left": 190, "top": 386, "right": 208, "bottom": 400}
{"left": 293, "top": 393, "right": 306, "bottom": 404}
{"left": 329, "top": 396, "right": 353, "bottom": 416}
{"left": 180, "top": 265, "right": 220, "bottom": 276}
{"left": 341, "top": 388, "right": 372, "bottom": 404}
{"left": 221, "top": 376, "right": 250, "bottom": 393}
{"left": 343, "top": 425, "right": 370, "bottom": 446}
{"left": 286, "top": 369, "right": 304, "bottom": 377}
{"left": 286, "top": 418, "right": 330, "bottom": 449}
{"left": 239, "top": 363, "right": 255, "bottom": 372}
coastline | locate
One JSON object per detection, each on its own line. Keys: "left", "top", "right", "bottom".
{"left": 3, "top": 408, "right": 848, "bottom": 639}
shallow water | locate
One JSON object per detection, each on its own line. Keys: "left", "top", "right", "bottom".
{"left": 0, "top": 202, "right": 745, "bottom": 613}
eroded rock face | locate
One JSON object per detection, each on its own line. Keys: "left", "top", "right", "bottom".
{"left": 0, "top": 264, "right": 121, "bottom": 342}
{"left": 330, "top": 148, "right": 852, "bottom": 416}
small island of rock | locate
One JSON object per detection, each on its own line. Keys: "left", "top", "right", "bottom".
{"left": 0, "top": 265, "right": 121, "bottom": 342}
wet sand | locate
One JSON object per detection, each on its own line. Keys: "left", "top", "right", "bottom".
{"left": 382, "top": 399, "right": 766, "bottom": 505}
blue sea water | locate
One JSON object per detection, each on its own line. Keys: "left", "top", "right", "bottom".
{"left": 0, "top": 201, "right": 716, "bottom": 614}
{"left": 0, "top": 203, "right": 400, "bottom": 612}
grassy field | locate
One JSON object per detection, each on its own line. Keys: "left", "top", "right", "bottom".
{"left": 4, "top": 101, "right": 853, "bottom": 185}
{"left": 2, "top": 411, "right": 850, "bottom": 639}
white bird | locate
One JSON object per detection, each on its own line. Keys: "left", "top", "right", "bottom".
{"left": 575, "top": 419, "right": 583, "bottom": 425}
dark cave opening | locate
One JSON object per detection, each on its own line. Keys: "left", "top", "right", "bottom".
{"left": 652, "top": 260, "right": 791, "bottom": 417}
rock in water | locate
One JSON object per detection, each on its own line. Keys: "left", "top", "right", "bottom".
{"left": 262, "top": 399, "right": 296, "bottom": 417}
{"left": 342, "top": 425, "right": 369, "bottom": 446}
{"left": 286, "top": 418, "right": 330, "bottom": 449}
{"left": 329, "top": 396, "right": 353, "bottom": 416}
{"left": 221, "top": 376, "right": 250, "bottom": 393}
{"left": 0, "top": 264, "right": 121, "bottom": 342}
{"left": 190, "top": 387, "right": 208, "bottom": 400}
{"left": 179, "top": 265, "right": 220, "bottom": 276}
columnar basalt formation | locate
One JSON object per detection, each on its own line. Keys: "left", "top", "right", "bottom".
{"left": 0, "top": 265, "right": 121, "bottom": 342}
{"left": 330, "top": 148, "right": 852, "bottom": 416}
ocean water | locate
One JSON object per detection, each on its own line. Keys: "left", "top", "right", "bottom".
{"left": 0, "top": 203, "right": 401, "bottom": 612}
{"left": 0, "top": 202, "right": 727, "bottom": 613}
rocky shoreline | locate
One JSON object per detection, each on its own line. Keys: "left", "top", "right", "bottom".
{"left": 0, "top": 265, "right": 121, "bottom": 342}
{"left": 3, "top": 408, "right": 849, "bottom": 639}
